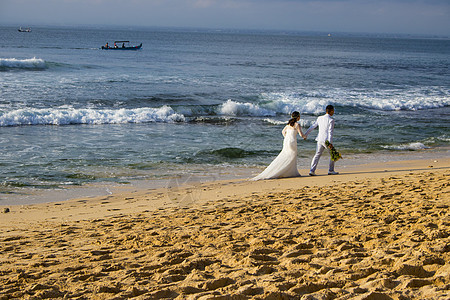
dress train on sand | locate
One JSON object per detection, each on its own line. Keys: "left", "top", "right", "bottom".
{"left": 252, "top": 125, "right": 300, "bottom": 180}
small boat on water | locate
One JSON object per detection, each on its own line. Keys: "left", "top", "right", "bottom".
{"left": 101, "top": 41, "right": 142, "bottom": 50}
{"left": 18, "top": 27, "right": 32, "bottom": 32}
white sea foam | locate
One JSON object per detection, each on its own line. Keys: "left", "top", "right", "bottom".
{"left": 263, "top": 118, "right": 312, "bottom": 127}
{"left": 0, "top": 106, "right": 185, "bottom": 126}
{"left": 0, "top": 57, "right": 47, "bottom": 70}
{"left": 382, "top": 142, "right": 430, "bottom": 151}
{"left": 215, "top": 87, "right": 448, "bottom": 119}
{"left": 258, "top": 88, "right": 450, "bottom": 113}
{"left": 219, "top": 99, "right": 276, "bottom": 117}
{"left": 216, "top": 97, "right": 328, "bottom": 117}
{"left": 263, "top": 119, "right": 286, "bottom": 125}
{"left": 428, "top": 135, "right": 450, "bottom": 143}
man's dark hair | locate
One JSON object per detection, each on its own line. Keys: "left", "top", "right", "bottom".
{"left": 326, "top": 105, "right": 334, "bottom": 113}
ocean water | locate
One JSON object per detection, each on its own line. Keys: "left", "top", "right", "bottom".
{"left": 1, "top": 26, "right": 449, "bottom": 203}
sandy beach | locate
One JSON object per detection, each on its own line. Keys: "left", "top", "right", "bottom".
{"left": 1, "top": 157, "right": 449, "bottom": 299}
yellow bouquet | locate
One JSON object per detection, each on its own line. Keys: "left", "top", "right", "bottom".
{"left": 325, "top": 141, "right": 342, "bottom": 162}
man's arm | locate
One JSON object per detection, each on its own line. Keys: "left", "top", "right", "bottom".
{"left": 304, "top": 119, "right": 318, "bottom": 138}
{"left": 327, "top": 119, "right": 335, "bottom": 144}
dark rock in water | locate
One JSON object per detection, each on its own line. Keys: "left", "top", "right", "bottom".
{"left": 3, "top": 208, "right": 10, "bottom": 213}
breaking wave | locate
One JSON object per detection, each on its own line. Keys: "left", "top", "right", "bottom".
{"left": 211, "top": 87, "right": 449, "bottom": 118}
{"left": 258, "top": 88, "right": 450, "bottom": 114}
{"left": 0, "top": 57, "right": 47, "bottom": 71}
{"left": 2, "top": 85, "right": 449, "bottom": 127}
{"left": 263, "top": 118, "right": 312, "bottom": 127}
{"left": 219, "top": 99, "right": 275, "bottom": 117}
{"left": 0, "top": 106, "right": 185, "bottom": 126}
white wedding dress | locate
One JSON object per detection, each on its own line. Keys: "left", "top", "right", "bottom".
{"left": 252, "top": 124, "right": 301, "bottom": 180}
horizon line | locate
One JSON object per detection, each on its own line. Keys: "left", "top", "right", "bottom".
{"left": 1, "top": 23, "right": 449, "bottom": 39}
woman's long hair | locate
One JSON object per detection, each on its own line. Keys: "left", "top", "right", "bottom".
{"left": 288, "top": 111, "right": 300, "bottom": 127}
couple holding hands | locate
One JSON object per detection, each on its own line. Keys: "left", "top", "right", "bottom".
{"left": 253, "top": 105, "right": 339, "bottom": 181}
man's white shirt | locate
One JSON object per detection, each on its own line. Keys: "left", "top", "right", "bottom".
{"left": 304, "top": 113, "right": 335, "bottom": 144}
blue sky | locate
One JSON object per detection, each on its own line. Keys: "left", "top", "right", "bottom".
{"left": 1, "top": 0, "right": 449, "bottom": 35}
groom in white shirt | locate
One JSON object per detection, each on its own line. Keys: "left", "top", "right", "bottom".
{"left": 304, "top": 105, "right": 339, "bottom": 176}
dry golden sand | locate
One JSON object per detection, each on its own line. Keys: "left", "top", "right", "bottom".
{"left": 0, "top": 159, "right": 449, "bottom": 299}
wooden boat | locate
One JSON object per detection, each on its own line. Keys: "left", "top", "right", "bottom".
{"left": 18, "top": 27, "right": 32, "bottom": 32}
{"left": 101, "top": 41, "right": 142, "bottom": 50}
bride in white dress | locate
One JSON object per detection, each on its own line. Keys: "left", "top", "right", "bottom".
{"left": 252, "top": 111, "right": 305, "bottom": 180}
